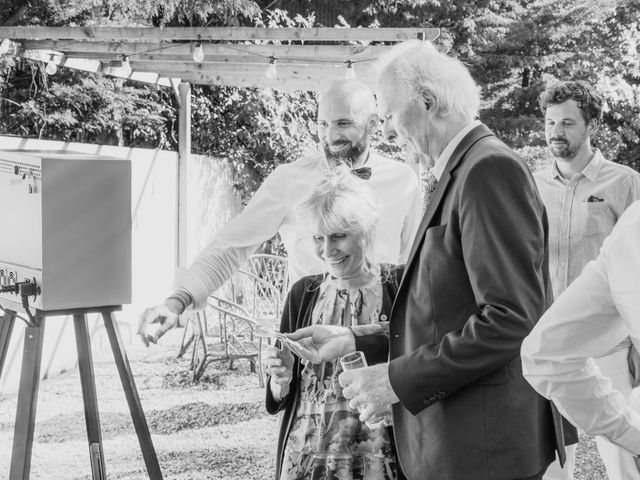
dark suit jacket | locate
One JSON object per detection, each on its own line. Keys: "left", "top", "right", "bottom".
{"left": 356, "top": 124, "right": 570, "bottom": 480}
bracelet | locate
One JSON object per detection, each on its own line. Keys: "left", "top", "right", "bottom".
{"left": 167, "top": 290, "right": 193, "bottom": 314}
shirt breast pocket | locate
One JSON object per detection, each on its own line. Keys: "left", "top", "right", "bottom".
{"left": 583, "top": 202, "right": 615, "bottom": 238}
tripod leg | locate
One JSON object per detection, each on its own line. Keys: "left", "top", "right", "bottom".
{"left": 9, "top": 316, "right": 45, "bottom": 480}
{"left": 102, "top": 311, "right": 163, "bottom": 480}
{"left": 73, "top": 313, "right": 107, "bottom": 480}
{"left": 0, "top": 309, "right": 17, "bottom": 379}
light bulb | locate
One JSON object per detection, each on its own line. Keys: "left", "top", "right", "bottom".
{"left": 45, "top": 55, "right": 57, "bottom": 75}
{"left": 122, "top": 55, "right": 131, "bottom": 75}
{"left": 265, "top": 57, "right": 277, "bottom": 79}
{"left": 192, "top": 43, "right": 204, "bottom": 63}
{"left": 345, "top": 61, "right": 356, "bottom": 79}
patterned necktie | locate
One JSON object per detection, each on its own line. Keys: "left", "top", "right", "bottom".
{"left": 421, "top": 170, "right": 438, "bottom": 213}
{"left": 351, "top": 167, "right": 372, "bottom": 180}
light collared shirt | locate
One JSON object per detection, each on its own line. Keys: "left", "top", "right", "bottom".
{"left": 535, "top": 149, "right": 640, "bottom": 297}
{"left": 176, "top": 151, "right": 422, "bottom": 308}
{"left": 522, "top": 201, "right": 640, "bottom": 455}
{"left": 432, "top": 119, "right": 482, "bottom": 181}
{"left": 534, "top": 150, "right": 640, "bottom": 355}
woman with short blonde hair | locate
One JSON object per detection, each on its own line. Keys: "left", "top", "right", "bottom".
{"left": 264, "top": 167, "right": 405, "bottom": 480}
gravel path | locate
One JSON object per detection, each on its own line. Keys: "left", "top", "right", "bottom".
{"left": 0, "top": 329, "right": 607, "bottom": 479}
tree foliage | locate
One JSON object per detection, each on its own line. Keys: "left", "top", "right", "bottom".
{"left": 1, "top": 62, "right": 175, "bottom": 147}
{"left": 279, "top": 0, "right": 640, "bottom": 172}
{"left": 0, "top": 0, "right": 260, "bottom": 27}
{"left": 191, "top": 84, "right": 317, "bottom": 199}
{"left": 467, "top": 0, "right": 640, "bottom": 171}
{"left": 1, "top": 0, "right": 639, "bottom": 191}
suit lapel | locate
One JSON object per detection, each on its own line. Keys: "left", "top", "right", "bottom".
{"left": 398, "top": 124, "right": 495, "bottom": 294}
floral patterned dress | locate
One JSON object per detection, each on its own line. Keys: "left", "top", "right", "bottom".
{"left": 280, "top": 269, "right": 400, "bottom": 480}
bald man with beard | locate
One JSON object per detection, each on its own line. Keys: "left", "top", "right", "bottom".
{"left": 138, "top": 79, "right": 421, "bottom": 345}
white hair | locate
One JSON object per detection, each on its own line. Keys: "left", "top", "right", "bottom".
{"left": 376, "top": 40, "right": 480, "bottom": 122}
{"left": 298, "top": 166, "right": 379, "bottom": 250}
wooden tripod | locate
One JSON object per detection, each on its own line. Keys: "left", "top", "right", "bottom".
{"left": 0, "top": 305, "right": 163, "bottom": 480}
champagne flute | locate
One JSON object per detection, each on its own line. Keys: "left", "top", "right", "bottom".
{"left": 339, "top": 351, "right": 387, "bottom": 429}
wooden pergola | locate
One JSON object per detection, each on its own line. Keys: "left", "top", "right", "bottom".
{"left": 0, "top": 26, "right": 440, "bottom": 90}
{"left": 0, "top": 26, "right": 440, "bottom": 266}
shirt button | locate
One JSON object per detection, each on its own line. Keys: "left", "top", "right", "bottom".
{"left": 380, "top": 314, "right": 388, "bottom": 321}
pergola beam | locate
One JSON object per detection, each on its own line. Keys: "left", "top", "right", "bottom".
{"left": 168, "top": 74, "right": 328, "bottom": 92}
{"left": 131, "top": 60, "right": 371, "bottom": 76}
{"left": 21, "top": 48, "right": 175, "bottom": 86}
{"left": 5, "top": 27, "right": 441, "bottom": 90}
{"left": 20, "top": 40, "right": 393, "bottom": 63}
{"left": 1, "top": 26, "right": 440, "bottom": 42}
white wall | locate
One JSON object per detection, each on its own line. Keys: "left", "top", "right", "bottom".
{"left": 189, "top": 153, "right": 243, "bottom": 259}
{"left": 0, "top": 136, "right": 241, "bottom": 393}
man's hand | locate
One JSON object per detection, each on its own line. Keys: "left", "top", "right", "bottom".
{"left": 137, "top": 300, "right": 181, "bottom": 347}
{"left": 628, "top": 345, "right": 640, "bottom": 388}
{"left": 339, "top": 362, "right": 399, "bottom": 423}
{"left": 286, "top": 325, "right": 356, "bottom": 363}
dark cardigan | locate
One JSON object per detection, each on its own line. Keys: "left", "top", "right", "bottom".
{"left": 265, "top": 265, "right": 403, "bottom": 480}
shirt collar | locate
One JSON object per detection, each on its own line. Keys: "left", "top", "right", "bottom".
{"left": 433, "top": 119, "right": 482, "bottom": 180}
{"left": 551, "top": 149, "right": 604, "bottom": 183}
{"left": 581, "top": 149, "right": 604, "bottom": 182}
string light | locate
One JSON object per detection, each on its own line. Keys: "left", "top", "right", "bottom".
{"left": 45, "top": 54, "right": 57, "bottom": 75}
{"left": 265, "top": 56, "right": 277, "bottom": 79}
{"left": 121, "top": 54, "right": 131, "bottom": 75}
{"left": 345, "top": 60, "right": 356, "bottom": 79}
{"left": 192, "top": 35, "right": 204, "bottom": 63}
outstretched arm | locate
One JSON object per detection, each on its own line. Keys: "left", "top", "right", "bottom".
{"left": 522, "top": 202, "right": 640, "bottom": 456}
{"left": 138, "top": 168, "right": 289, "bottom": 345}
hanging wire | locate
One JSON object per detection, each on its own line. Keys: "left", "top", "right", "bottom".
{"left": 25, "top": 37, "right": 386, "bottom": 79}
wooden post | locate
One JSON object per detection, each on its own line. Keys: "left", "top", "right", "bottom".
{"left": 177, "top": 81, "right": 191, "bottom": 268}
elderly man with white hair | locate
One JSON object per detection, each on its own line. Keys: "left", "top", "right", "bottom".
{"left": 289, "top": 40, "right": 568, "bottom": 480}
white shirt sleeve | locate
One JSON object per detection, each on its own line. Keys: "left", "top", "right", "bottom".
{"left": 521, "top": 202, "right": 640, "bottom": 455}
{"left": 175, "top": 166, "right": 289, "bottom": 308}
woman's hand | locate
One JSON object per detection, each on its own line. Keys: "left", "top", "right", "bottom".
{"left": 263, "top": 345, "right": 294, "bottom": 401}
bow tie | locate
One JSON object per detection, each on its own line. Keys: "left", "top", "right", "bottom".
{"left": 351, "top": 167, "right": 372, "bottom": 180}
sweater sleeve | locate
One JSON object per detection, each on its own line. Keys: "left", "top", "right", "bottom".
{"left": 265, "top": 276, "right": 318, "bottom": 414}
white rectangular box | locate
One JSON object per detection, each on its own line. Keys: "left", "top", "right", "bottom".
{"left": 0, "top": 149, "right": 131, "bottom": 310}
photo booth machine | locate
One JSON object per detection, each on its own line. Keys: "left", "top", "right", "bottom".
{"left": 0, "top": 149, "right": 131, "bottom": 310}
{"left": 0, "top": 149, "right": 162, "bottom": 480}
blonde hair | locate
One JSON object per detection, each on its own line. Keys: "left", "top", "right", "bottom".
{"left": 377, "top": 40, "right": 480, "bottom": 122}
{"left": 299, "top": 166, "right": 379, "bottom": 250}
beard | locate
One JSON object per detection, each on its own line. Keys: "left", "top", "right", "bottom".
{"left": 322, "top": 128, "right": 370, "bottom": 167}
{"left": 549, "top": 140, "right": 579, "bottom": 160}
{"left": 548, "top": 131, "right": 588, "bottom": 161}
